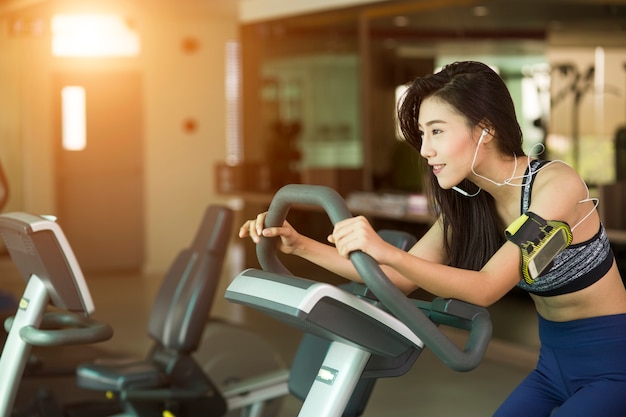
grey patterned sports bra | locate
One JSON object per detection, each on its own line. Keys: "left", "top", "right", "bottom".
{"left": 515, "top": 160, "right": 614, "bottom": 296}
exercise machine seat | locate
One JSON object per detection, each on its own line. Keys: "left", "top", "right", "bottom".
{"left": 76, "top": 205, "right": 233, "bottom": 414}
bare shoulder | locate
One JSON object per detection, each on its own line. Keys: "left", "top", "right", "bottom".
{"left": 528, "top": 160, "right": 590, "bottom": 220}
{"left": 534, "top": 160, "right": 580, "bottom": 182}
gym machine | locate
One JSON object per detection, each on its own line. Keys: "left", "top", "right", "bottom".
{"left": 0, "top": 212, "right": 113, "bottom": 417}
{"left": 225, "top": 184, "right": 493, "bottom": 417}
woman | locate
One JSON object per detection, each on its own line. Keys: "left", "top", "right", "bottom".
{"left": 239, "top": 61, "right": 626, "bottom": 416}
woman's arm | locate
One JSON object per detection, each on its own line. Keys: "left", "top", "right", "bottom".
{"left": 332, "top": 215, "right": 522, "bottom": 306}
{"left": 525, "top": 162, "right": 600, "bottom": 243}
{"left": 330, "top": 162, "right": 598, "bottom": 307}
{"left": 306, "top": 219, "right": 450, "bottom": 294}
{"left": 240, "top": 211, "right": 450, "bottom": 294}
{"left": 387, "top": 242, "right": 522, "bottom": 306}
{"left": 239, "top": 212, "right": 365, "bottom": 283}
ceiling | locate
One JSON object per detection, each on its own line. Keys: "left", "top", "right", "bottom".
{"left": 373, "top": 0, "right": 626, "bottom": 32}
{"left": 251, "top": 0, "right": 626, "bottom": 36}
{"left": 234, "top": 0, "right": 626, "bottom": 59}
{"left": 2, "top": 0, "right": 625, "bottom": 43}
{"left": 0, "top": 0, "right": 238, "bottom": 17}
{"left": 1, "top": 0, "right": 624, "bottom": 25}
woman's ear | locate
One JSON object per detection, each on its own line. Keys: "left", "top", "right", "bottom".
{"left": 477, "top": 123, "right": 494, "bottom": 144}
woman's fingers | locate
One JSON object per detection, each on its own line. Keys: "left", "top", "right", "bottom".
{"left": 238, "top": 212, "right": 269, "bottom": 243}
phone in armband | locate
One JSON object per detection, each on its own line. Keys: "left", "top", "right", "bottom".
{"left": 505, "top": 212, "right": 573, "bottom": 284}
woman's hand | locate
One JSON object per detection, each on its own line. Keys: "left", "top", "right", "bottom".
{"left": 329, "top": 215, "right": 394, "bottom": 264}
{"left": 238, "top": 211, "right": 302, "bottom": 255}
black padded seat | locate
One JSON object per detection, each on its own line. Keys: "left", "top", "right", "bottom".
{"left": 77, "top": 359, "right": 167, "bottom": 391}
{"left": 75, "top": 205, "right": 233, "bottom": 416}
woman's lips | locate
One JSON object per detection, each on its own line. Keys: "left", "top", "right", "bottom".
{"left": 431, "top": 164, "right": 445, "bottom": 175}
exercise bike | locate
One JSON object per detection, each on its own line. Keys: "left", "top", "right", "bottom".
{"left": 0, "top": 207, "right": 289, "bottom": 417}
{"left": 73, "top": 204, "right": 289, "bottom": 417}
{"left": 72, "top": 206, "right": 437, "bottom": 417}
{"left": 224, "top": 184, "right": 493, "bottom": 417}
{"left": 0, "top": 212, "right": 113, "bottom": 417}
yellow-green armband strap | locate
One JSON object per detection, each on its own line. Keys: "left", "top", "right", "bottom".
{"left": 505, "top": 211, "right": 573, "bottom": 285}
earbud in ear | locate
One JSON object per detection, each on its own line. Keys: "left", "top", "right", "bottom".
{"left": 478, "top": 128, "right": 489, "bottom": 145}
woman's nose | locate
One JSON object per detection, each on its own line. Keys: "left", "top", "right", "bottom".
{"left": 420, "top": 137, "right": 435, "bottom": 158}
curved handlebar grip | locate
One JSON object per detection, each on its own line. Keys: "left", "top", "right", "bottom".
{"left": 258, "top": 184, "right": 492, "bottom": 372}
{"left": 257, "top": 184, "right": 352, "bottom": 275}
{"left": 16, "top": 312, "right": 113, "bottom": 347}
{"left": 350, "top": 253, "right": 491, "bottom": 371}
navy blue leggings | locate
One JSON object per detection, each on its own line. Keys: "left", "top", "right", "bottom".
{"left": 493, "top": 313, "right": 626, "bottom": 417}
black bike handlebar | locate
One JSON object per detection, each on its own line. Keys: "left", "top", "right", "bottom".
{"left": 5, "top": 312, "right": 113, "bottom": 347}
{"left": 257, "top": 184, "right": 491, "bottom": 372}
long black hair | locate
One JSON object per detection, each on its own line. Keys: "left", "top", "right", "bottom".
{"left": 397, "top": 61, "right": 525, "bottom": 270}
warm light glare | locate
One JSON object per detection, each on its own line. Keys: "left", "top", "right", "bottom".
{"left": 395, "top": 84, "right": 408, "bottom": 140}
{"left": 594, "top": 46, "right": 605, "bottom": 135}
{"left": 225, "top": 41, "right": 243, "bottom": 165}
{"left": 52, "top": 14, "right": 140, "bottom": 57}
{"left": 62, "top": 86, "right": 86, "bottom": 151}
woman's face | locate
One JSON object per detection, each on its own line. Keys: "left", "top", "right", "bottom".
{"left": 418, "top": 96, "right": 479, "bottom": 190}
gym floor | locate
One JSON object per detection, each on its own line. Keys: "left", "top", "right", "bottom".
{"left": 0, "top": 255, "right": 540, "bottom": 416}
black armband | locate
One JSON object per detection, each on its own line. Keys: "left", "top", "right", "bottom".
{"left": 505, "top": 211, "right": 573, "bottom": 285}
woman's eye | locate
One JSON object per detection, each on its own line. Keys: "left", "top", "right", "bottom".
{"left": 432, "top": 129, "right": 441, "bottom": 135}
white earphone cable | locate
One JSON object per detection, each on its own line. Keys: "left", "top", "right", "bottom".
{"left": 453, "top": 133, "right": 598, "bottom": 230}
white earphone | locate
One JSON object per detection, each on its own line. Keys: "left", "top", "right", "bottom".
{"left": 478, "top": 128, "right": 489, "bottom": 144}
{"left": 450, "top": 129, "right": 597, "bottom": 231}
{"left": 451, "top": 185, "right": 480, "bottom": 197}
